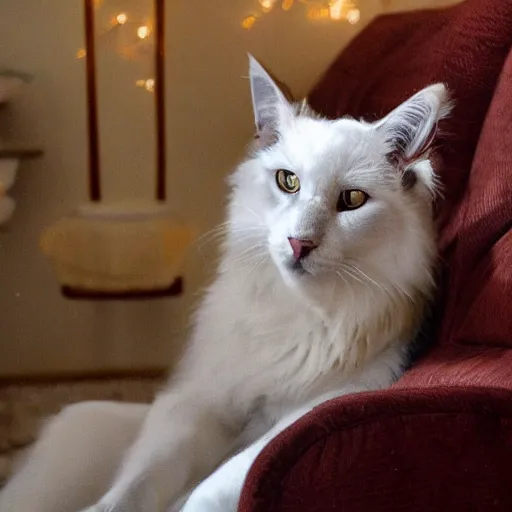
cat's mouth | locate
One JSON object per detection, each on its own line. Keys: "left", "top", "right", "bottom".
{"left": 269, "top": 244, "right": 316, "bottom": 279}
{"left": 286, "top": 258, "right": 312, "bottom": 276}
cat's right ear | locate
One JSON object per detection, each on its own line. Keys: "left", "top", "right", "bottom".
{"left": 248, "top": 54, "right": 293, "bottom": 146}
{"left": 375, "top": 84, "right": 451, "bottom": 167}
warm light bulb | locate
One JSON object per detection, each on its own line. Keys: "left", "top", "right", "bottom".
{"left": 115, "top": 13, "right": 128, "bottom": 25}
{"left": 259, "top": 0, "right": 276, "bottom": 13}
{"left": 329, "top": 0, "right": 344, "bottom": 20}
{"left": 242, "top": 15, "right": 257, "bottom": 30}
{"left": 145, "top": 78, "right": 155, "bottom": 92}
{"left": 76, "top": 48, "right": 87, "bottom": 59}
{"left": 136, "top": 78, "right": 155, "bottom": 92}
{"left": 282, "top": 0, "right": 294, "bottom": 11}
{"left": 347, "top": 8, "right": 360, "bottom": 24}
{"left": 137, "top": 25, "right": 150, "bottom": 39}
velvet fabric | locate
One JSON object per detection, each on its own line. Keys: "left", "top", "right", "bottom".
{"left": 238, "top": 1, "right": 512, "bottom": 510}
{"left": 240, "top": 388, "right": 512, "bottom": 512}
{"left": 436, "top": 38, "right": 512, "bottom": 350}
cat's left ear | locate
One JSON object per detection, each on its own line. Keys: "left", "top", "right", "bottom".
{"left": 248, "top": 54, "right": 294, "bottom": 146}
{"left": 375, "top": 84, "right": 451, "bottom": 167}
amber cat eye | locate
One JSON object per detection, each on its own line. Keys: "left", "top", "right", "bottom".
{"left": 337, "top": 189, "right": 369, "bottom": 212}
{"left": 276, "top": 170, "right": 300, "bottom": 194}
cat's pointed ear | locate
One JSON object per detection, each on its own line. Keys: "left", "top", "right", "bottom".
{"left": 375, "top": 84, "right": 451, "bottom": 166}
{"left": 248, "top": 54, "right": 293, "bottom": 144}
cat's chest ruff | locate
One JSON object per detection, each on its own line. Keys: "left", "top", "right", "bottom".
{"left": 239, "top": 294, "right": 331, "bottom": 348}
{"left": 230, "top": 295, "right": 348, "bottom": 392}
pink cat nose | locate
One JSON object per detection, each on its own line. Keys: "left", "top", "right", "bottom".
{"left": 288, "top": 238, "right": 318, "bottom": 261}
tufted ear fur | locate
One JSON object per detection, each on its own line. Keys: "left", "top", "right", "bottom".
{"left": 248, "top": 54, "right": 294, "bottom": 147}
{"left": 375, "top": 84, "right": 451, "bottom": 167}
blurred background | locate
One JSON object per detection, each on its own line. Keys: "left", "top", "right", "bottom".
{"left": 0, "top": 0, "right": 461, "bottom": 380}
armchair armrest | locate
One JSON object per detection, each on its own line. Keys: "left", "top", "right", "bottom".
{"left": 239, "top": 386, "right": 512, "bottom": 512}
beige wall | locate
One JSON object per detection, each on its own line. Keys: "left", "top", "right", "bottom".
{"left": 0, "top": 0, "right": 461, "bottom": 377}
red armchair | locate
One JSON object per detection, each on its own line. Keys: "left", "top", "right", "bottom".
{"left": 239, "top": 1, "right": 512, "bottom": 510}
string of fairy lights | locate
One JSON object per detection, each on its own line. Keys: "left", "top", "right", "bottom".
{"left": 243, "top": 0, "right": 361, "bottom": 29}
{"left": 76, "top": 0, "right": 364, "bottom": 93}
{"left": 76, "top": 8, "right": 155, "bottom": 92}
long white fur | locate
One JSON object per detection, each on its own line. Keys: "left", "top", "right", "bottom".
{"left": 0, "top": 56, "right": 450, "bottom": 512}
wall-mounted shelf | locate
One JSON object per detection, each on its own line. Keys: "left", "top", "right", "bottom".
{"left": 0, "top": 149, "right": 43, "bottom": 160}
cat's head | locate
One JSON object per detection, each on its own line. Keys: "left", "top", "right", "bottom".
{"left": 227, "top": 56, "right": 450, "bottom": 297}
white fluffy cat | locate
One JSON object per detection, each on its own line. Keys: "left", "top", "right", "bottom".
{"left": 0, "top": 56, "right": 450, "bottom": 512}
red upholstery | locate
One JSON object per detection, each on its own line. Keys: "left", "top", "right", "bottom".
{"left": 437, "top": 41, "right": 512, "bottom": 349}
{"left": 397, "top": 345, "right": 512, "bottom": 389}
{"left": 240, "top": 388, "right": 512, "bottom": 512}
{"left": 239, "top": 1, "right": 512, "bottom": 510}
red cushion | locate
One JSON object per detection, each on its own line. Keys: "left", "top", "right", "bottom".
{"left": 308, "top": 0, "right": 512, "bottom": 250}
{"left": 240, "top": 386, "right": 512, "bottom": 512}
{"left": 438, "top": 48, "right": 512, "bottom": 348}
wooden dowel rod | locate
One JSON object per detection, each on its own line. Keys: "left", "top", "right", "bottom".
{"left": 83, "top": 0, "right": 101, "bottom": 201}
{"left": 154, "top": 0, "right": 167, "bottom": 201}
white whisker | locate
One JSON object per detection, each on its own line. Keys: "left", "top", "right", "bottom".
{"left": 340, "top": 264, "right": 366, "bottom": 287}
{"left": 235, "top": 243, "right": 266, "bottom": 260}
{"left": 232, "top": 202, "right": 264, "bottom": 224}
{"left": 243, "top": 255, "right": 269, "bottom": 282}
{"left": 335, "top": 271, "right": 349, "bottom": 287}
{"left": 348, "top": 264, "right": 385, "bottom": 294}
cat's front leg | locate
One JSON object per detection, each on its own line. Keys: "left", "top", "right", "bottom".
{"left": 181, "top": 388, "right": 357, "bottom": 512}
{"left": 86, "top": 387, "right": 238, "bottom": 512}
